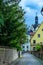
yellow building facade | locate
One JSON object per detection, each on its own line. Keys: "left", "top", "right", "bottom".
{"left": 30, "top": 22, "right": 43, "bottom": 51}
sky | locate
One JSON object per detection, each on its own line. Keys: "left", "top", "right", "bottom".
{"left": 19, "top": 0, "right": 43, "bottom": 26}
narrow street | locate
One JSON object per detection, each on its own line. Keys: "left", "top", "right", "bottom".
{"left": 12, "top": 53, "right": 43, "bottom": 65}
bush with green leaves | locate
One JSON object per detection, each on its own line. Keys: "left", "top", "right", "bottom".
{"left": 36, "top": 44, "right": 41, "bottom": 51}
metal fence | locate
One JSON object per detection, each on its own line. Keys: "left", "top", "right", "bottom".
{"left": 31, "top": 51, "right": 43, "bottom": 59}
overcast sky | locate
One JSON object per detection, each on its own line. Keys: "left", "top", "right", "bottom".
{"left": 19, "top": 0, "right": 43, "bottom": 26}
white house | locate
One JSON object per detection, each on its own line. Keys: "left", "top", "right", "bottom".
{"left": 22, "top": 35, "right": 30, "bottom": 52}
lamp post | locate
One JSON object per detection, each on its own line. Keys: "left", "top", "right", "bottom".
{"left": 40, "top": 7, "right": 43, "bottom": 58}
{"left": 41, "top": 7, "right": 43, "bottom": 51}
{"left": 41, "top": 7, "right": 43, "bottom": 16}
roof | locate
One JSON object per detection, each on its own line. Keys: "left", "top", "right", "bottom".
{"left": 33, "top": 24, "right": 38, "bottom": 30}
{"left": 30, "top": 32, "right": 35, "bottom": 36}
{"left": 31, "top": 22, "right": 43, "bottom": 40}
{"left": 27, "top": 30, "right": 33, "bottom": 35}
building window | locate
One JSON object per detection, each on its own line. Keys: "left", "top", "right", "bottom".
{"left": 33, "top": 40, "right": 36, "bottom": 43}
{"left": 23, "top": 46, "right": 25, "bottom": 48}
{"left": 42, "top": 29, "right": 43, "bottom": 31}
{"left": 27, "top": 46, "right": 28, "bottom": 49}
{"left": 33, "top": 47, "right": 35, "bottom": 51}
{"left": 38, "top": 34, "right": 40, "bottom": 38}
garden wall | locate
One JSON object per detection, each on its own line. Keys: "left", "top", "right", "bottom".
{"left": 0, "top": 47, "right": 18, "bottom": 65}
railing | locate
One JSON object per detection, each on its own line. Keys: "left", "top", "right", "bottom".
{"left": 31, "top": 51, "right": 43, "bottom": 59}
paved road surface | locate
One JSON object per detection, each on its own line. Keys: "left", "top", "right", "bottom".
{"left": 11, "top": 53, "right": 43, "bottom": 65}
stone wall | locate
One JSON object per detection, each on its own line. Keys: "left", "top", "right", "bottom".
{"left": 0, "top": 48, "right": 18, "bottom": 65}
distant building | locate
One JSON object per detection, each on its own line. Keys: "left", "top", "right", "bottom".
{"left": 30, "top": 22, "right": 43, "bottom": 51}
{"left": 22, "top": 13, "right": 39, "bottom": 52}
{"left": 22, "top": 35, "right": 30, "bottom": 52}
{"left": 33, "top": 13, "right": 38, "bottom": 30}
{"left": 28, "top": 13, "right": 39, "bottom": 36}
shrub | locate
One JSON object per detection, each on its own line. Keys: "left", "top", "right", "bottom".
{"left": 36, "top": 44, "right": 41, "bottom": 51}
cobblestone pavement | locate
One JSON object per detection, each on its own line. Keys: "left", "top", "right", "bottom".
{"left": 11, "top": 53, "right": 43, "bottom": 65}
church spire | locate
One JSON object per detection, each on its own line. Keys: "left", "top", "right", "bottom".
{"left": 35, "top": 12, "right": 38, "bottom": 25}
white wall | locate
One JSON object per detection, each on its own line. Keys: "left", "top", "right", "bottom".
{"left": 22, "top": 35, "right": 31, "bottom": 51}
{"left": 0, "top": 48, "right": 18, "bottom": 65}
{"left": 22, "top": 43, "right": 30, "bottom": 51}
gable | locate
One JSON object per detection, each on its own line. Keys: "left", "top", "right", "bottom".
{"left": 31, "top": 22, "right": 43, "bottom": 45}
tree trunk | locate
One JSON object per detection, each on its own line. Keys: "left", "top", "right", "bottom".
{"left": 18, "top": 51, "right": 20, "bottom": 58}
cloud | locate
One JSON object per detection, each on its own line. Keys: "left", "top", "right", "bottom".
{"left": 25, "top": 0, "right": 43, "bottom": 7}
{"left": 20, "top": 0, "right": 43, "bottom": 8}
{"left": 19, "top": 0, "right": 43, "bottom": 26}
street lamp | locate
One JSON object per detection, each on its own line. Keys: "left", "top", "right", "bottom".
{"left": 41, "top": 7, "right": 43, "bottom": 16}
{"left": 40, "top": 7, "right": 43, "bottom": 58}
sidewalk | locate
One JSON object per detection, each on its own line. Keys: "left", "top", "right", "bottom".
{"left": 10, "top": 58, "right": 20, "bottom": 65}
{"left": 10, "top": 53, "right": 23, "bottom": 65}
{"left": 10, "top": 53, "right": 43, "bottom": 65}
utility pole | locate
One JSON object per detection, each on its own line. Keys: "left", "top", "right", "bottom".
{"left": 40, "top": 7, "right": 43, "bottom": 59}
{"left": 41, "top": 7, "right": 43, "bottom": 16}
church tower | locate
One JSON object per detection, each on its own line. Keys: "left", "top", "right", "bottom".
{"left": 35, "top": 12, "right": 38, "bottom": 26}
{"left": 33, "top": 13, "right": 39, "bottom": 30}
